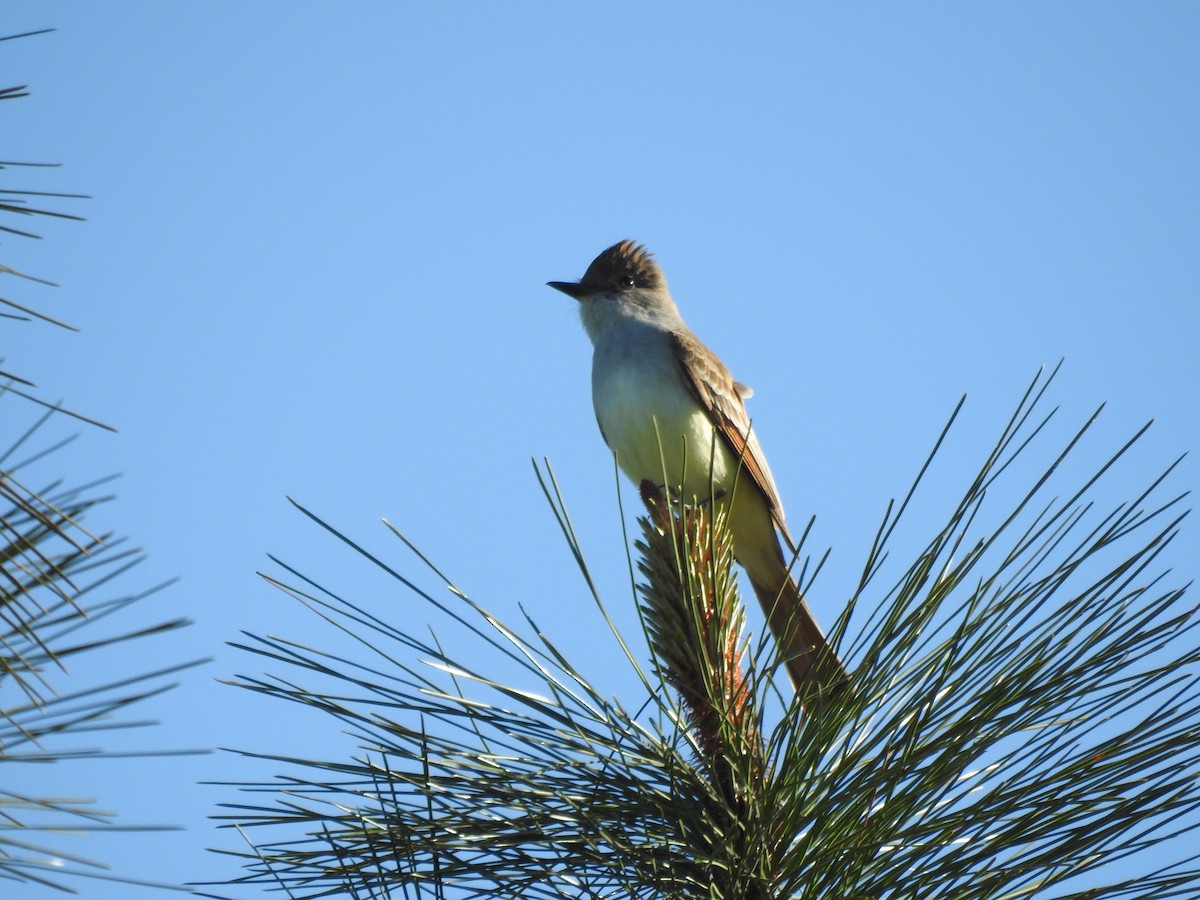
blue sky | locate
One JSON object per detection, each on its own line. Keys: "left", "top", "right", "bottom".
{"left": 5, "top": 3, "right": 1199, "bottom": 896}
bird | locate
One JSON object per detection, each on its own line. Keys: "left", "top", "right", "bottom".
{"left": 548, "top": 239, "right": 849, "bottom": 706}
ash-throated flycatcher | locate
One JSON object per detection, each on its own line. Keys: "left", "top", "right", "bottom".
{"left": 549, "top": 240, "right": 849, "bottom": 704}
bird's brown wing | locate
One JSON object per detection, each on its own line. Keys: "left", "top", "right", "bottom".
{"left": 671, "top": 331, "right": 850, "bottom": 705}
{"left": 668, "top": 330, "right": 790, "bottom": 538}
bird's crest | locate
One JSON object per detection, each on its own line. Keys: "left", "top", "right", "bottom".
{"left": 579, "top": 240, "right": 666, "bottom": 293}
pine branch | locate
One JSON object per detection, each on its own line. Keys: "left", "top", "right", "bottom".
{"left": 212, "top": 368, "right": 1200, "bottom": 899}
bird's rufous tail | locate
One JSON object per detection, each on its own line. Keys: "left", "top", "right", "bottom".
{"left": 747, "top": 566, "right": 851, "bottom": 709}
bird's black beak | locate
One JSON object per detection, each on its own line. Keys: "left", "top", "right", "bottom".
{"left": 547, "top": 281, "right": 589, "bottom": 300}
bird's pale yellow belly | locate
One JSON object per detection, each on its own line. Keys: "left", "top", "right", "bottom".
{"left": 593, "top": 362, "right": 735, "bottom": 502}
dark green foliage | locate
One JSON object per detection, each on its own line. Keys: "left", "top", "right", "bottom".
{"left": 214, "top": 367, "right": 1199, "bottom": 899}
{"left": 1, "top": 33, "right": 200, "bottom": 890}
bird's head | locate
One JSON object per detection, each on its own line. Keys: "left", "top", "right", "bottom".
{"left": 547, "top": 240, "right": 666, "bottom": 300}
